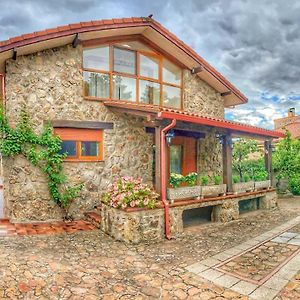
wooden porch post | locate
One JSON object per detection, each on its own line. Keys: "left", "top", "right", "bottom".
{"left": 155, "top": 126, "right": 161, "bottom": 193}
{"left": 222, "top": 134, "right": 233, "bottom": 193}
{"left": 264, "top": 140, "right": 273, "bottom": 184}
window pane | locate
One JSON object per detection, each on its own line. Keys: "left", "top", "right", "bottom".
{"left": 113, "top": 47, "right": 136, "bottom": 75}
{"left": 83, "top": 46, "right": 109, "bottom": 71}
{"left": 81, "top": 141, "right": 99, "bottom": 157}
{"left": 140, "top": 54, "right": 159, "bottom": 79}
{"left": 113, "top": 75, "right": 136, "bottom": 101}
{"left": 170, "top": 145, "right": 182, "bottom": 174}
{"left": 163, "top": 85, "right": 181, "bottom": 108}
{"left": 163, "top": 60, "right": 181, "bottom": 85}
{"left": 60, "top": 141, "right": 77, "bottom": 157}
{"left": 139, "top": 80, "right": 160, "bottom": 105}
{"left": 83, "top": 71, "right": 110, "bottom": 98}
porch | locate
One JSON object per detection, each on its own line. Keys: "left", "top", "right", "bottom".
{"left": 102, "top": 101, "right": 284, "bottom": 242}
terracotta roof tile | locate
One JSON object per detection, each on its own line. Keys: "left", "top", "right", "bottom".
{"left": 103, "top": 101, "right": 284, "bottom": 138}
{"left": 57, "top": 25, "right": 71, "bottom": 32}
{"left": 102, "top": 19, "right": 114, "bottom": 25}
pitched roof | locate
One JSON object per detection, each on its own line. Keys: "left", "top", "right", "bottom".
{"left": 278, "top": 122, "right": 300, "bottom": 139}
{"left": 103, "top": 101, "right": 284, "bottom": 139}
{"left": 0, "top": 17, "right": 247, "bottom": 106}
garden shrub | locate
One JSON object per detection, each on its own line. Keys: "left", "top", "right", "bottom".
{"left": 289, "top": 176, "right": 300, "bottom": 196}
{"left": 253, "top": 170, "right": 268, "bottom": 181}
{"left": 101, "top": 177, "right": 159, "bottom": 209}
{"left": 232, "top": 175, "right": 240, "bottom": 183}
{"left": 185, "top": 172, "right": 198, "bottom": 186}
{"left": 200, "top": 175, "right": 209, "bottom": 186}
{"left": 243, "top": 174, "right": 250, "bottom": 182}
{"left": 169, "top": 173, "right": 185, "bottom": 188}
{"left": 214, "top": 175, "right": 222, "bottom": 185}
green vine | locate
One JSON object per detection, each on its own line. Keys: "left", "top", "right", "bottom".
{"left": 0, "top": 106, "right": 83, "bottom": 218}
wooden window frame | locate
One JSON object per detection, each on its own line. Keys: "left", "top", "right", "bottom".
{"left": 81, "top": 39, "right": 183, "bottom": 110}
{"left": 54, "top": 128, "right": 103, "bottom": 162}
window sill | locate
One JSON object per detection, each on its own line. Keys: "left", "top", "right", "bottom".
{"left": 63, "top": 159, "right": 104, "bottom": 163}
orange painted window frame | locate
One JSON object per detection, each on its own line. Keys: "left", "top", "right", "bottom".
{"left": 81, "top": 40, "right": 183, "bottom": 110}
{"left": 54, "top": 128, "right": 103, "bottom": 162}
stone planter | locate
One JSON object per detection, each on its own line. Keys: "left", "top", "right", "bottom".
{"left": 255, "top": 180, "right": 271, "bottom": 191}
{"left": 201, "top": 184, "right": 227, "bottom": 198}
{"left": 232, "top": 181, "right": 254, "bottom": 194}
{"left": 167, "top": 185, "right": 201, "bottom": 202}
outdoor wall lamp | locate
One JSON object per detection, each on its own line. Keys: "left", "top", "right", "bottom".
{"left": 166, "top": 129, "right": 175, "bottom": 145}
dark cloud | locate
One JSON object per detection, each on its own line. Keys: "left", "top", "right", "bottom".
{"left": 0, "top": 0, "right": 299, "bottom": 127}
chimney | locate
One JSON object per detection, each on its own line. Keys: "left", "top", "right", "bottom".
{"left": 288, "top": 107, "right": 295, "bottom": 117}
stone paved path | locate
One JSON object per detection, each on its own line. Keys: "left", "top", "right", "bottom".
{"left": 0, "top": 199, "right": 300, "bottom": 299}
{"left": 0, "top": 219, "right": 95, "bottom": 236}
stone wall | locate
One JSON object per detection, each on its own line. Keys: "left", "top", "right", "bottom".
{"left": 4, "top": 45, "right": 153, "bottom": 221}
{"left": 4, "top": 43, "right": 225, "bottom": 221}
{"left": 98, "top": 190, "right": 278, "bottom": 243}
{"left": 183, "top": 70, "right": 224, "bottom": 118}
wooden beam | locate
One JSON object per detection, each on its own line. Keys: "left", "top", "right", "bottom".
{"left": 108, "top": 107, "right": 156, "bottom": 119}
{"left": 145, "top": 127, "right": 205, "bottom": 139}
{"left": 155, "top": 126, "right": 161, "bottom": 192}
{"left": 191, "top": 66, "right": 204, "bottom": 74}
{"left": 72, "top": 33, "right": 80, "bottom": 48}
{"left": 222, "top": 134, "right": 233, "bottom": 192}
{"left": 49, "top": 120, "right": 114, "bottom": 129}
{"left": 12, "top": 48, "right": 17, "bottom": 60}
{"left": 264, "top": 140, "right": 273, "bottom": 185}
{"left": 221, "top": 91, "right": 232, "bottom": 97}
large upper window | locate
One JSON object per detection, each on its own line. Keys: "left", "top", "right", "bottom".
{"left": 82, "top": 41, "right": 182, "bottom": 109}
{"left": 54, "top": 128, "right": 103, "bottom": 162}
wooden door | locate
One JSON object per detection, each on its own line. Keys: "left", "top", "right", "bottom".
{"left": 168, "top": 136, "right": 197, "bottom": 177}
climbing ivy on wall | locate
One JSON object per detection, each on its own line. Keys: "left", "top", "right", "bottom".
{"left": 0, "top": 107, "right": 83, "bottom": 218}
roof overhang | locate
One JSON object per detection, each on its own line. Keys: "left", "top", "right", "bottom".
{"left": 103, "top": 101, "right": 285, "bottom": 140}
{"left": 0, "top": 17, "right": 247, "bottom": 107}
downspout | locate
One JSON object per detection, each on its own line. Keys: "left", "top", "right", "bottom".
{"left": 160, "top": 119, "right": 176, "bottom": 240}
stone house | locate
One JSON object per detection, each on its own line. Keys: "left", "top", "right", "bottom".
{"left": 274, "top": 108, "right": 300, "bottom": 139}
{"left": 0, "top": 17, "right": 284, "bottom": 239}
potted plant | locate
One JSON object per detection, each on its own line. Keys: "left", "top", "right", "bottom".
{"left": 167, "top": 172, "right": 201, "bottom": 202}
{"left": 200, "top": 175, "right": 227, "bottom": 198}
{"left": 254, "top": 171, "right": 271, "bottom": 190}
{"left": 232, "top": 174, "right": 254, "bottom": 194}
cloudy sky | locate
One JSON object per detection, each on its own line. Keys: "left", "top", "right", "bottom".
{"left": 0, "top": 0, "right": 299, "bottom": 129}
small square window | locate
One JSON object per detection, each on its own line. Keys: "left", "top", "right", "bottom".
{"left": 81, "top": 141, "right": 99, "bottom": 157}
{"left": 60, "top": 141, "right": 77, "bottom": 157}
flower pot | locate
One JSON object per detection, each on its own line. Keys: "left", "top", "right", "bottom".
{"left": 232, "top": 181, "right": 254, "bottom": 194}
{"left": 255, "top": 180, "right": 271, "bottom": 191}
{"left": 201, "top": 184, "right": 227, "bottom": 198}
{"left": 167, "top": 185, "right": 201, "bottom": 201}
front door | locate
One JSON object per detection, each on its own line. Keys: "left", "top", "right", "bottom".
{"left": 168, "top": 136, "right": 197, "bottom": 178}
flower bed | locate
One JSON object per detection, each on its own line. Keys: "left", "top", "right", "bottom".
{"left": 101, "top": 177, "right": 159, "bottom": 209}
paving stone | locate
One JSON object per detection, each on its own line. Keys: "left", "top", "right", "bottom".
{"left": 213, "top": 274, "right": 240, "bottom": 288}
{"left": 271, "top": 236, "right": 291, "bottom": 244}
{"left": 287, "top": 238, "right": 300, "bottom": 246}
{"left": 186, "top": 262, "right": 208, "bottom": 274}
{"left": 198, "top": 269, "right": 223, "bottom": 281}
{"left": 280, "top": 232, "right": 298, "bottom": 238}
{"left": 263, "top": 275, "right": 289, "bottom": 291}
{"left": 212, "top": 252, "right": 233, "bottom": 262}
{"left": 200, "top": 257, "right": 220, "bottom": 267}
{"left": 231, "top": 280, "right": 258, "bottom": 295}
{"left": 249, "top": 285, "right": 279, "bottom": 300}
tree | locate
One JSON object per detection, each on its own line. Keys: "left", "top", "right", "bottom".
{"left": 273, "top": 130, "right": 300, "bottom": 180}
{"left": 232, "top": 138, "right": 259, "bottom": 181}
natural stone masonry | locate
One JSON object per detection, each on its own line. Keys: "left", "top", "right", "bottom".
{"left": 186, "top": 215, "right": 300, "bottom": 300}
{"left": 98, "top": 190, "right": 277, "bottom": 243}
{"left": 4, "top": 43, "right": 225, "bottom": 221}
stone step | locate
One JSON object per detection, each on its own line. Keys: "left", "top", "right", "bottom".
{"left": 84, "top": 212, "right": 102, "bottom": 228}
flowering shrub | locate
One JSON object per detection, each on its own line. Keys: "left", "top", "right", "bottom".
{"left": 101, "top": 177, "right": 159, "bottom": 209}
{"left": 169, "top": 173, "right": 185, "bottom": 188}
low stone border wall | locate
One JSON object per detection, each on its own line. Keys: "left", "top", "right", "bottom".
{"left": 99, "top": 190, "right": 278, "bottom": 243}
